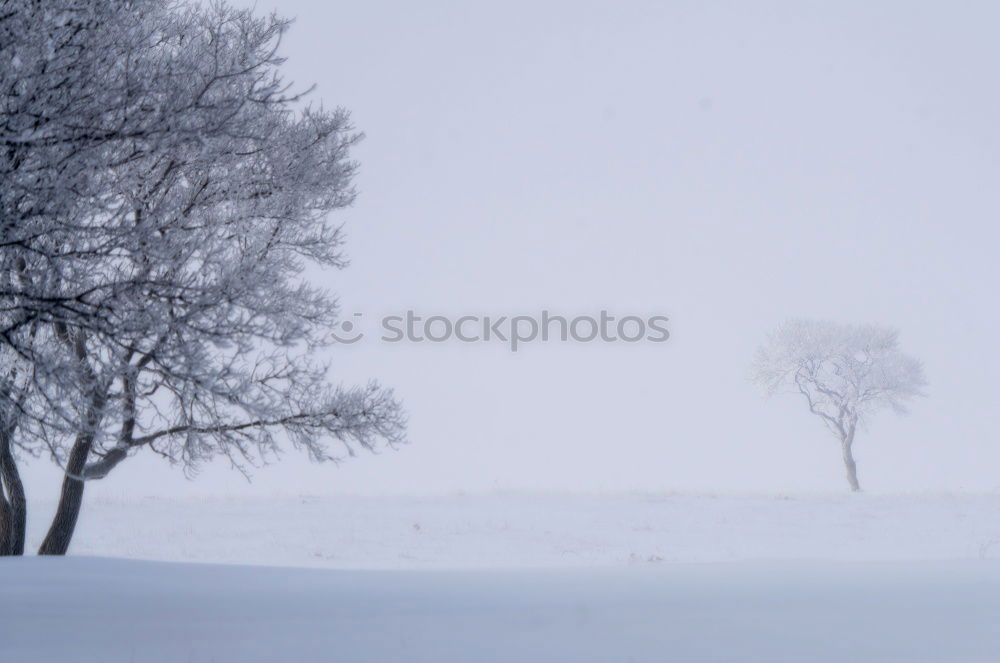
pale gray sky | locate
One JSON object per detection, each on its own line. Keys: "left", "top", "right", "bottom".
{"left": 27, "top": 0, "right": 1000, "bottom": 500}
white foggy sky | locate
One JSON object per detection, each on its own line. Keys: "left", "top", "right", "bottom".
{"left": 28, "top": 0, "right": 1000, "bottom": 500}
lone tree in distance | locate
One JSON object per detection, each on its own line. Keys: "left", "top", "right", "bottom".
{"left": 750, "top": 319, "right": 926, "bottom": 491}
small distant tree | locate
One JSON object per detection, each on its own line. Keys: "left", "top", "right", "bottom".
{"left": 750, "top": 319, "right": 926, "bottom": 491}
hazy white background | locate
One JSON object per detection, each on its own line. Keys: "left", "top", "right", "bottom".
{"left": 25, "top": 0, "right": 1000, "bottom": 499}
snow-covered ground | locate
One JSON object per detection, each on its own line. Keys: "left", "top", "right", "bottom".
{"left": 3, "top": 556, "right": 1000, "bottom": 662}
{"left": 6, "top": 493, "right": 1000, "bottom": 662}
{"left": 26, "top": 492, "right": 1000, "bottom": 568}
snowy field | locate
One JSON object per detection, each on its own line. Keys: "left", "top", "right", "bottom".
{"left": 24, "top": 492, "right": 1000, "bottom": 568}
{"left": 5, "top": 493, "right": 1000, "bottom": 662}
{"left": 4, "top": 556, "right": 1000, "bottom": 662}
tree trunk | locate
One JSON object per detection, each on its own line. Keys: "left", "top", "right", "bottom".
{"left": 0, "top": 491, "right": 12, "bottom": 555}
{"left": 40, "top": 360, "right": 107, "bottom": 556}
{"left": 0, "top": 427, "right": 26, "bottom": 555}
{"left": 841, "top": 428, "right": 860, "bottom": 492}
{"left": 38, "top": 435, "right": 94, "bottom": 556}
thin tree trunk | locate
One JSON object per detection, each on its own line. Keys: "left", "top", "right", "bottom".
{"left": 38, "top": 434, "right": 94, "bottom": 556}
{"left": 841, "top": 428, "right": 860, "bottom": 492}
{"left": 40, "top": 327, "right": 106, "bottom": 556}
{"left": 0, "top": 426, "right": 26, "bottom": 555}
{"left": 0, "top": 487, "right": 12, "bottom": 555}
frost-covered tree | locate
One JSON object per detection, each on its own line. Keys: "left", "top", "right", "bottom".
{"left": 0, "top": 1, "right": 405, "bottom": 555}
{"left": 750, "top": 320, "right": 926, "bottom": 491}
{"left": 0, "top": 0, "right": 156, "bottom": 555}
